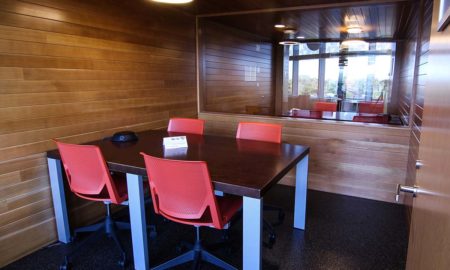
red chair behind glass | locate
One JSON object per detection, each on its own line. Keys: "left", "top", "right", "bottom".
{"left": 358, "top": 102, "right": 384, "bottom": 114}
{"left": 141, "top": 153, "right": 241, "bottom": 270}
{"left": 168, "top": 118, "right": 205, "bottom": 135}
{"left": 313, "top": 101, "right": 337, "bottom": 112}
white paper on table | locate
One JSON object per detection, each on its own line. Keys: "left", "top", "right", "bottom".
{"left": 163, "top": 136, "right": 188, "bottom": 149}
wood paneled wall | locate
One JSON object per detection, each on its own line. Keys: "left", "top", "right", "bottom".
{"left": 0, "top": 0, "right": 195, "bottom": 266}
{"left": 404, "top": 0, "right": 433, "bottom": 218}
{"left": 397, "top": 1, "right": 420, "bottom": 125}
{"left": 199, "top": 20, "right": 274, "bottom": 114}
{"left": 199, "top": 112, "right": 410, "bottom": 203}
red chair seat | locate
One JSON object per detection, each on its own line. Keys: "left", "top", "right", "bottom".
{"left": 217, "top": 195, "right": 243, "bottom": 224}
{"left": 74, "top": 172, "right": 128, "bottom": 203}
{"left": 156, "top": 195, "right": 242, "bottom": 227}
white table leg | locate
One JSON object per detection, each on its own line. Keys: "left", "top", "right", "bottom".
{"left": 48, "top": 158, "right": 71, "bottom": 243}
{"left": 294, "top": 154, "right": 309, "bottom": 230}
{"left": 126, "top": 173, "right": 149, "bottom": 270}
{"left": 243, "top": 196, "right": 262, "bottom": 270}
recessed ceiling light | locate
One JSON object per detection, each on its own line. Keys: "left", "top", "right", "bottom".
{"left": 151, "top": 0, "right": 193, "bottom": 4}
{"left": 296, "top": 36, "right": 305, "bottom": 39}
{"left": 347, "top": 26, "right": 362, "bottom": 34}
{"left": 274, "top": 24, "right": 286, "bottom": 28}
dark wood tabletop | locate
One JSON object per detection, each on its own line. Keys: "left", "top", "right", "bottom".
{"left": 47, "top": 130, "right": 309, "bottom": 198}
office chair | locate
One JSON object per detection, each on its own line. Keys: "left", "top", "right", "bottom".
{"left": 55, "top": 141, "right": 152, "bottom": 269}
{"left": 140, "top": 153, "right": 242, "bottom": 270}
{"left": 236, "top": 122, "right": 285, "bottom": 248}
{"left": 168, "top": 118, "right": 205, "bottom": 135}
{"left": 313, "top": 101, "right": 337, "bottom": 112}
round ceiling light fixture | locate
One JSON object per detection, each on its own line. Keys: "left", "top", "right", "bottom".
{"left": 151, "top": 0, "right": 193, "bottom": 4}
{"left": 279, "top": 29, "right": 301, "bottom": 45}
{"left": 341, "top": 38, "right": 367, "bottom": 47}
{"left": 347, "top": 26, "right": 362, "bottom": 34}
{"left": 274, "top": 24, "right": 286, "bottom": 28}
{"left": 279, "top": 40, "right": 300, "bottom": 45}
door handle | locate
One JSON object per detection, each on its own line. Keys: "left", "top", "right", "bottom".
{"left": 416, "top": 160, "right": 424, "bottom": 169}
{"left": 395, "top": 184, "right": 419, "bottom": 202}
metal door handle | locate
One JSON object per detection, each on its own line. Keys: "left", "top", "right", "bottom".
{"left": 395, "top": 184, "right": 419, "bottom": 202}
{"left": 416, "top": 160, "right": 424, "bottom": 169}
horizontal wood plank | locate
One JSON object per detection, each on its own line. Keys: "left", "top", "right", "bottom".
{"left": 200, "top": 112, "right": 410, "bottom": 203}
{"left": 0, "top": 0, "right": 196, "bottom": 266}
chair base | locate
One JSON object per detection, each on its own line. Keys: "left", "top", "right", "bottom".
{"left": 60, "top": 202, "right": 156, "bottom": 270}
{"left": 262, "top": 204, "right": 285, "bottom": 249}
{"left": 152, "top": 227, "right": 237, "bottom": 270}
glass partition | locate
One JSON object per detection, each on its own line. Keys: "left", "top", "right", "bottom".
{"left": 284, "top": 41, "right": 401, "bottom": 124}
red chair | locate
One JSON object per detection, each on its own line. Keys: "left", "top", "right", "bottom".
{"left": 235, "top": 122, "right": 284, "bottom": 248}
{"left": 358, "top": 102, "right": 384, "bottom": 113}
{"left": 236, "top": 122, "right": 281, "bottom": 143}
{"left": 140, "top": 154, "right": 242, "bottom": 270}
{"left": 167, "top": 118, "right": 205, "bottom": 135}
{"left": 313, "top": 101, "right": 337, "bottom": 112}
{"left": 55, "top": 141, "right": 139, "bottom": 269}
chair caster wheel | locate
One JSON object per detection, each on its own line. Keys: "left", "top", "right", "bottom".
{"left": 60, "top": 257, "right": 71, "bottom": 270}
{"left": 118, "top": 254, "right": 127, "bottom": 267}
{"left": 60, "top": 264, "right": 70, "bottom": 270}
{"left": 60, "top": 261, "right": 71, "bottom": 270}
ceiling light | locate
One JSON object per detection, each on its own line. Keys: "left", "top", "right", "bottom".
{"left": 279, "top": 40, "right": 300, "bottom": 45}
{"left": 283, "top": 28, "right": 296, "bottom": 34}
{"left": 151, "top": 0, "right": 193, "bottom": 4}
{"left": 274, "top": 24, "right": 286, "bottom": 28}
{"left": 296, "top": 36, "right": 305, "bottom": 39}
{"left": 341, "top": 39, "right": 367, "bottom": 46}
{"left": 347, "top": 26, "right": 362, "bottom": 34}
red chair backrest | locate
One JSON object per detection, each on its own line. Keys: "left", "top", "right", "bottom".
{"left": 55, "top": 141, "right": 123, "bottom": 204}
{"left": 140, "top": 154, "right": 224, "bottom": 229}
{"left": 236, "top": 122, "right": 282, "bottom": 143}
{"left": 313, "top": 101, "right": 337, "bottom": 112}
{"left": 358, "top": 102, "right": 384, "bottom": 114}
{"left": 167, "top": 118, "right": 205, "bottom": 135}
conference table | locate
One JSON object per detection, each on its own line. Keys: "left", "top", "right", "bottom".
{"left": 47, "top": 129, "right": 310, "bottom": 270}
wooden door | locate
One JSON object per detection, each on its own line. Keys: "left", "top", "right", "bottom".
{"left": 406, "top": 1, "right": 450, "bottom": 269}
